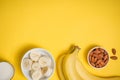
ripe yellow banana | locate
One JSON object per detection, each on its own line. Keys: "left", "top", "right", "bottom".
{"left": 62, "top": 46, "right": 83, "bottom": 80}
{"left": 57, "top": 54, "right": 66, "bottom": 80}
{"left": 76, "top": 56, "right": 120, "bottom": 80}
{"left": 57, "top": 45, "right": 120, "bottom": 80}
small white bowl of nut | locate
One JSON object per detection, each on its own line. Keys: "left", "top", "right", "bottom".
{"left": 87, "top": 47, "right": 109, "bottom": 68}
{"left": 21, "top": 48, "right": 55, "bottom": 80}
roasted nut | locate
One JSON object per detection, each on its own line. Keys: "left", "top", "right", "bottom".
{"left": 100, "top": 61, "right": 104, "bottom": 66}
{"left": 110, "top": 56, "right": 118, "bottom": 60}
{"left": 101, "top": 49, "right": 105, "bottom": 53}
{"left": 96, "top": 60, "right": 102, "bottom": 64}
{"left": 112, "top": 48, "right": 116, "bottom": 55}
{"left": 88, "top": 47, "right": 109, "bottom": 68}
{"left": 91, "top": 57, "right": 95, "bottom": 63}
{"left": 104, "top": 55, "right": 108, "bottom": 61}
{"left": 94, "top": 57, "right": 97, "bottom": 63}
{"left": 91, "top": 62, "right": 95, "bottom": 67}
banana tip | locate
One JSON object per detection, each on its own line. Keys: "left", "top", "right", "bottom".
{"left": 74, "top": 46, "right": 81, "bottom": 50}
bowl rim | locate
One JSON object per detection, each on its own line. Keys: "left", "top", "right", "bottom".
{"left": 87, "top": 46, "right": 109, "bottom": 69}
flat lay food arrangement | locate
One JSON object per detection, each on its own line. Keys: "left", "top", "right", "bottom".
{"left": 0, "top": 0, "right": 120, "bottom": 80}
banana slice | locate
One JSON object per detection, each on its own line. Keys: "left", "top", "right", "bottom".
{"left": 30, "top": 51, "right": 41, "bottom": 61}
{"left": 41, "top": 66, "right": 48, "bottom": 74}
{"left": 31, "top": 70, "right": 42, "bottom": 80}
{"left": 23, "top": 58, "right": 32, "bottom": 70}
{"left": 43, "top": 67, "right": 52, "bottom": 77}
{"left": 32, "top": 62, "right": 41, "bottom": 71}
{"left": 30, "top": 69, "right": 34, "bottom": 75}
{"left": 38, "top": 56, "right": 52, "bottom": 67}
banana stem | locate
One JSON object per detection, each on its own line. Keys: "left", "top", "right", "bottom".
{"left": 69, "top": 46, "right": 80, "bottom": 54}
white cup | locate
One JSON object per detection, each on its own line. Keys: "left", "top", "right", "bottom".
{"left": 0, "top": 62, "right": 15, "bottom": 80}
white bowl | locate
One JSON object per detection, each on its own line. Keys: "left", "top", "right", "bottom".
{"left": 87, "top": 47, "right": 109, "bottom": 69}
{"left": 21, "top": 48, "right": 55, "bottom": 80}
{"left": 0, "top": 62, "right": 15, "bottom": 80}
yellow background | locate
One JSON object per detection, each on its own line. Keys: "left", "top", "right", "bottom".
{"left": 0, "top": 0, "right": 120, "bottom": 80}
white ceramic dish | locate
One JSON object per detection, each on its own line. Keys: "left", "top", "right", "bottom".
{"left": 0, "top": 62, "right": 15, "bottom": 80}
{"left": 87, "top": 47, "right": 109, "bottom": 69}
{"left": 21, "top": 48, "right": 55, "bottom": 80}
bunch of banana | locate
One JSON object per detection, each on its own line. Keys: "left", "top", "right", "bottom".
{"left": 57, "top": 45, "right": 120, "bottom": 80}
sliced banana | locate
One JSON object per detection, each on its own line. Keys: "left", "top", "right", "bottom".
{"left": 30, "top": 51, "right": 41, "bottom": 61}
{"left": 32, "top": 62, "right": 41, "bottom": 71}
{"left": 38, "top": 56, "right": 52, "bottom": 67}
{"left": 41, "top": 66, "right": 48, "bottom": 74}
{"left": 31, "top": 70, "right": 42, "bottom": 80}
{"left": 43, "top": 67, "right": 52, "bottom": 77}
{"left": 23, "top": 58, "right": 32, "bottom": 70}
{"left": 30, "top": 69, "right": 34, "bottom": 75}
{"left": 22, "top": 49, "right": 54, "bottom": 80}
